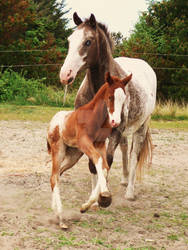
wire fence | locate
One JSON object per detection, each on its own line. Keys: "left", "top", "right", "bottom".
{"left": 0, "top": 50, "right": 188, "bottom": 72}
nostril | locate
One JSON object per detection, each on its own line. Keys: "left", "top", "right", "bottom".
{"left": 68, "top": 77, "right": 74, "bottom": 84}
{"left": 67, "top": 69, "right": 72, "bottom": 77}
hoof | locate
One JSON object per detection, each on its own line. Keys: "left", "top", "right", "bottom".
{"left": 98, "top": 192, "right": 112, "bottom": 208}
{"left": 91, "top": 203, "right": 99, "bottom": 211}
{"left": 80, "top": 205, "right": 89, "bottom": 213}
{"left": 59, "top": 222, "right": 69, "bottom": 230}
{"left": 120, "top": 181, "right": 128, "bottom": 187}
{"left": 125, "top": 193, "right": 136, "bottom": 201}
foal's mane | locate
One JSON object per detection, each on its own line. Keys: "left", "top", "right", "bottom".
{"left": 82, "top": 82, "right": 108, "bottom": 110}
{"left": 84, "top": 19, "right": 114, "bottom": 52}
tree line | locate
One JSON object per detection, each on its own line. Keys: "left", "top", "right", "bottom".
{"left": 0, "top": 0, "right": 187, "bottom": 102}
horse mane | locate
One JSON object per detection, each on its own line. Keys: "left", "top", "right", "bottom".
{"left": 84, "top": 19, "right": 114, "bottom": 52}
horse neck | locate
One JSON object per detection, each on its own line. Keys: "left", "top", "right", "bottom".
{"left": 87, "top": 29, "right": 126, "bottom": 94}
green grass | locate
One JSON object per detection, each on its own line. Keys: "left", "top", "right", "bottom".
{"left": 0, "top": 103, "right": 188, "bottom": 130}
{"left": 0, "top": 104, "right": 70, "bottom": 122}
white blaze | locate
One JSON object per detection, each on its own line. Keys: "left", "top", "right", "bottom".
{"left": 108, "top": 88, "right": 126, "bottom": 125}
{"left": 59, "top": 28, "right": 89, "bottom": 83}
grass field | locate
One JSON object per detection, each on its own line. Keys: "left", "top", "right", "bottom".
{"left": 0, "top": 103, "right": 188, "bottom": 130}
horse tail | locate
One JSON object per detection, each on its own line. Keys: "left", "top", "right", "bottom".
{"left": 47, "top": 139, "right": 51, "bottom": 154}
{"left": 137, "top": 128, "right": 153, "bottom": 180}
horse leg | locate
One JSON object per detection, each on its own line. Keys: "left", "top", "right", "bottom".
{"left": 78, "top": 136, "right": 111, "bottom": 212}
{"left": 107, "top": 129, "right": 121, "bottom": 167}
{"left": 51, "top": 147, "right": 82, "bottom": 229}
{"left": 50, "top": 141, "right": 66, "bottom": 228}
{"left": 119, "top": 135, "right": 129, "bottom": 186}
{"left": 125, "top": 119, "right": 151, "bottom": 200}
{"left": 60, "top": 147, "right": 83, "bottom": 175}
{"left": 89, "top": 159, "right": 99, "bottom": 209}
{"left": 95, "top": 142, "right": 112, "bottom": 208}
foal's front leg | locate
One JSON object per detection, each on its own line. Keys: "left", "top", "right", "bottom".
{"left": 78, "top": 136, "right": 111, "bottom": 212}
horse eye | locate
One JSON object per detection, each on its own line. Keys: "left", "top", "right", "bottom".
{"left": 85, "top": 40, "right": 91, "bottom": 46}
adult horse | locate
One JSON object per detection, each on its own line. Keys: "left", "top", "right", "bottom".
{"left": 59, "top": 13, "right": 157, "bottom": 200}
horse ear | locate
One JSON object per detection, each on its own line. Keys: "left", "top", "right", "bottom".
{"left": 73, "top": 12, "right": 83, "bottom": 26}
{"left": 89, "top": 14, "right": 96, "bottom": 28}
{"left": 105, "top": 72, "right": 113, "bottom": 85}
{"left": 122, "top": 73, "right": 132, "bottom": 86}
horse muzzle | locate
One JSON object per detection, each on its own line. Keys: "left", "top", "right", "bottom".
{"left": 59, "top": 68, "right": 75, "bottom": 85}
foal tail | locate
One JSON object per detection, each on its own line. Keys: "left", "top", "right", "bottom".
{"left": 137, "top": 128, "right": 153, "bottom": 180}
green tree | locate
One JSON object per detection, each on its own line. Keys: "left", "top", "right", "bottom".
{"left": 0, "top": 0, "right": 71, "bottom": 84}
{"left": 119, "top": 0, "right": 188, "bottom": 101}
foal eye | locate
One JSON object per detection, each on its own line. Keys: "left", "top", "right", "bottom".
{"left": 85, "top": 40, "right": 91, "bottom": 46}
{"left": 109, "top": 96, "right": 113, "bottom": 101}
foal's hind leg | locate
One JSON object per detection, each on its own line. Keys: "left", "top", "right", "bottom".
{"left": 125, "top": 119, "right": 150, "bottom": 200}
{"left": 60, "top": 147, "right": 83, "bottom": 175}
{"left": 50, "top": 141, "right": 65, "bottom": 228}
{"left": 51, "top": 146, "right": 83, "bottom": 229}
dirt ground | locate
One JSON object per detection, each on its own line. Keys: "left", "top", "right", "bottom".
{"left": 0, "top": 120, "right": 187, "bottom": 250}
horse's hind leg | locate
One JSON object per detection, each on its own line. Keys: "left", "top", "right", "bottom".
{"left": 119, "top": 135, "right": 129, "bottom": 186}
{"left": 125, "top": 119, "right": 151, "bottom": 200}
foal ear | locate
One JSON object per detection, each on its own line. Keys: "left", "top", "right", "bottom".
{"left": 89, "top": 13, "right": 96, "bottom": 28}
{"left": 105, "top": 72, "right": 113, "bottom": 85}
{"left": 122, "top": 73, "right": 132, "bottom": 86}
{"left": 73, "top": 12, "right": 83, "bottom": 26}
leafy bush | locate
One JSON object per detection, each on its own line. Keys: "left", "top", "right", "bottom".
{"left": 0, "top": 69, "right": 75, "bottom": 107}
{"left": 0, "top": 69, "right": 46, "bottom": 102}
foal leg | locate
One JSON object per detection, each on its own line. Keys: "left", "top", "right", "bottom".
{"left": 60, "top": 147, "right": 83, "bottom": 175}
{"left": 125, "top": 120, "right": 149, "bottom": 200}
{"left": 95, "top": 142, "right": 112, "bottom": 208}
{"left": 88, "top": 142, "right": 110, "bottom": 209}
{"left": 78, "top": 136, "right": 111, "bottom": 212}
{"left": 50, "top": 141, "right": 65, "bottom": 228}
{"left": 52, "top": 147, "right": 83, "bottom": 229}
{"left": 89, "top": 159, "right": 98, "bottom": 209}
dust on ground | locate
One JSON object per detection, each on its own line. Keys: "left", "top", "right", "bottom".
{"left": 0, "top": 120, "right": 188, "bottom": 250}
